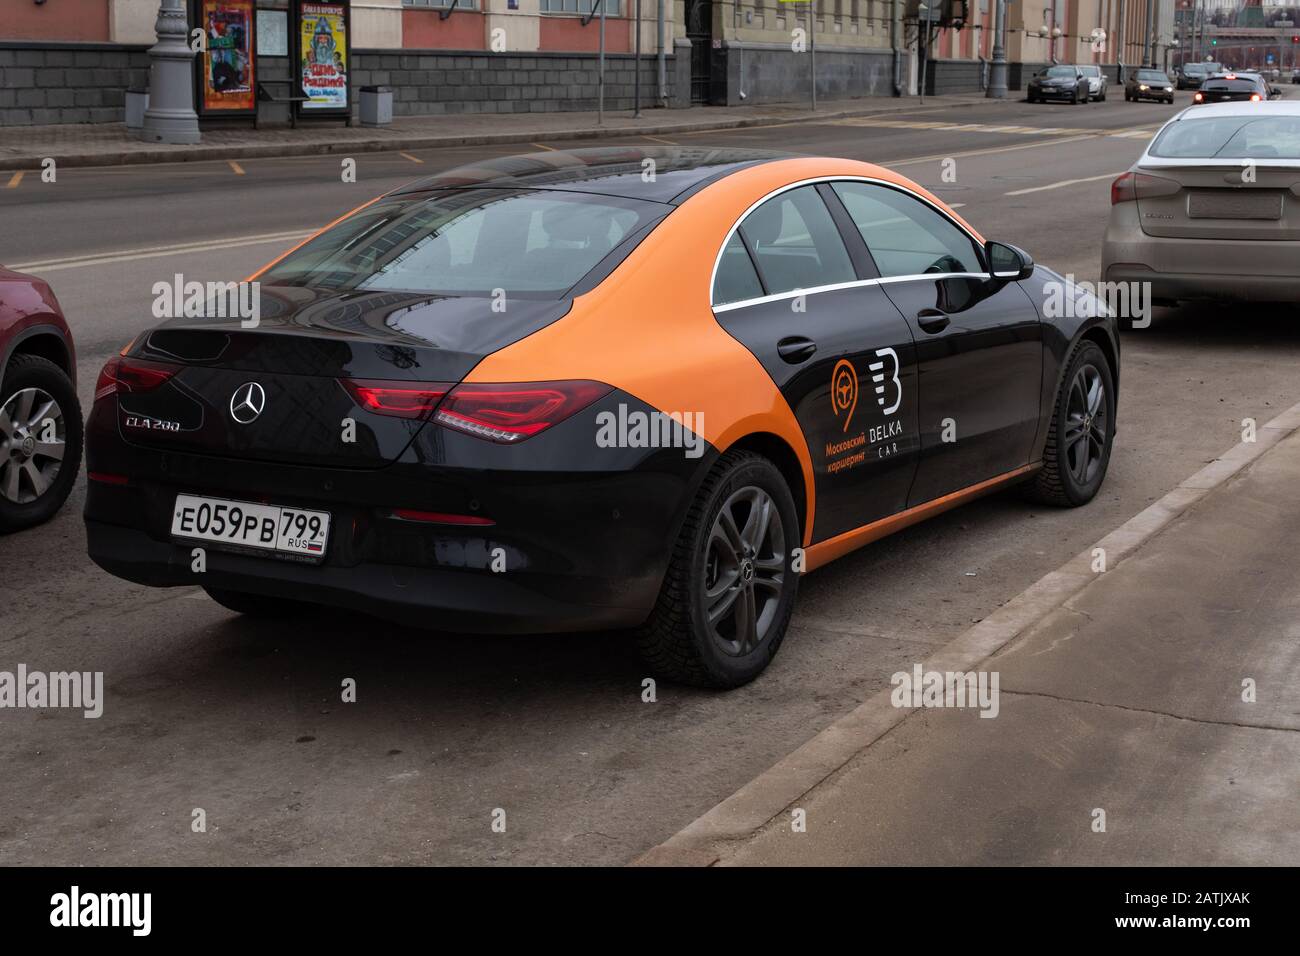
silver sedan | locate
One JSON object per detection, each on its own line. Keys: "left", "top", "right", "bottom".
{"left": 1101, "top": 101, "right": 1300, "bottom": 318}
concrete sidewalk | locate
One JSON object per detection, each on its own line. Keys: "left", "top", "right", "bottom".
{"left": 0, "top": 94, "right": 1001, "bottom": 171}
{"left": 643, "top": 407, "right": 1300, "bottom": 866}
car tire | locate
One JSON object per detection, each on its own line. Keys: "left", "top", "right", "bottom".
{"left": 636, "top": 449, "right": 800, "bottom": 689}
{"left": 1024, "top": 340, "right": 1116, "bottom": 508}
{"left": 0, "top": 353, "right": 83, "bottom": 534}
{"left": 203, "top": 586, "right": 319, "bottom": 619}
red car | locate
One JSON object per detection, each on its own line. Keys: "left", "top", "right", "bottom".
{"left": 0, "top": 267, "right": 80, "bottom": 532}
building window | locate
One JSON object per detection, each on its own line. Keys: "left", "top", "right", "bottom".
{"left": 403, "top": 0, "right": 480, "bottom": 8}
{"left": 540, "top": 0, "right": 623, "bottom": 14}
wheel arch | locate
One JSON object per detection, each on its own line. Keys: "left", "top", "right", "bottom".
{"left": 1, "top": 324, "right": 75, "bottom": 394}
{"left": 724, "top": 431, "right": 810, "bottom": 544}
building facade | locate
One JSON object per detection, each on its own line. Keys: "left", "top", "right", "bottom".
{"left": 1, "top": 0, "right": 1180, "bottom": 126}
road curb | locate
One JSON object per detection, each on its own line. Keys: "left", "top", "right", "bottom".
{"left": 631, "top": 398, "right": 1300, "bottom": 867}
{"left": 0, "top": 97, "right": 1012, "bottom": 172}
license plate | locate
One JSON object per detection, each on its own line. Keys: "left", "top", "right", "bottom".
{"left": 171, "top": 494, "right": 331, "bottom": 561}
{"left": 1189, "top": 191, "right": 1283, "bottom": 221}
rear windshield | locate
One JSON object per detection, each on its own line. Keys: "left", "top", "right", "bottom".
{"left": 259, "top": 188, "right": 666, "bottom": 297}
{"left": 1149, "top": 115, "right": 1300, "bottom": 159}
{"left": 1202, "top": 79, "right": 1257, "bottom": 92}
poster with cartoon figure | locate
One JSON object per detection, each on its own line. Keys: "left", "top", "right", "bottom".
{"left": 298, "top": 2, "right": 349, "bottom": 111}
{"left": 198, "top": 0, "right": 255, "bottom": 113}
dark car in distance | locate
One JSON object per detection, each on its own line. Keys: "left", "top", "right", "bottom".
{"left": 0, "top": 267, "right": 81, "bottom": 533}
{"left": 1028, "top": 65, "right": 1091, "bottom": 104}
{"left": 1125, "top": 69, "right": 1175, "bottom": 103}
{"left": 1194, "top": 73, "right": 1272, "bottom": 104}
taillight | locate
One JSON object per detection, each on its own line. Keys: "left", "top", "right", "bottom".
{"left": 388, "top": 509, "right": 495, "bottom": 526}
{"left": 340, "top": 379, "right": 452, "bottom": 420}
{"left": 434, "top": 381, "right": 612, "bottom": 444}
{"left": 94, "top": 356, "right": 179, "bottom": 402}
{"left": 1251, "top": 93, "right": 1262, "bottom": 102}
{"left": 1193, "top": 91, "right": 1204, "bottom": 102}
{"left": 1110, "top": 171, "right": 1180, "bottom": 205}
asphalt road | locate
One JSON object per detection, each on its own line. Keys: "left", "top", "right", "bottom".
{"left": 3, "top": 91, "right": 1299, "bottom": 865}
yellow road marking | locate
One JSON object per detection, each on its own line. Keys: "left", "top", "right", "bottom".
{"left": 228, "top": 160, "right": 245, "bottom": 175}
{"left": 6, "top": 171, "right": 24, "bottom": 188}
{"left": 399, "top": 152, "right": 425, "bottom": 164}
{"left": 531, "top": 142, "right": 557, "bottom": 151}
{"left": 642, "top": 134, "right": 678, "bottom": 145}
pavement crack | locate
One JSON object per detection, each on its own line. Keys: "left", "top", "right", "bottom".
{"left": 1001, "top": 690, "right": 1298, "bottom": 734}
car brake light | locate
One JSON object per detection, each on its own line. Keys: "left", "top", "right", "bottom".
{"left": 94, "top": 356, "right": 179, "bottom": 402}
{"left": 1110, "top": 171, "right": 1180, "bottom": 205}
{"left": 434, "top": 380, "right": 612, "bottom": 444}
{"left": 340, "top": 379, "right": 452, "bottom": 420}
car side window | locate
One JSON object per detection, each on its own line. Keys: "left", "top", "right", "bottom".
{"left": 712, "top": 233, "right": 765, "bottom": 306}
{"left": 737, "top": 185, "right": 856, "bottom": 295}
{"left": 831, "top": 181, "right": 984, "bottom": 278}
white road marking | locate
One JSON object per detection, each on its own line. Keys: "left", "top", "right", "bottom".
{"left": 8, "top": 230, "right": 313, "bottom": 273}
{"left": 1004, "top": 171, "right": 1126, "bottom": 196}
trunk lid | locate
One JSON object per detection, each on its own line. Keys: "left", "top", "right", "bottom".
{"left": 115, "top": 284, "right": 570, "bottom": 468}
{"left": 1136, "top": 164, "right": 1300, "bottom": 241}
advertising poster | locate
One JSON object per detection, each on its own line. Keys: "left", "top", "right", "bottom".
{"left": 198, "top": 0, "right": 256, "bottom": 113}
{"left": 298, "top": 2, "right": 349, "bottom": 111}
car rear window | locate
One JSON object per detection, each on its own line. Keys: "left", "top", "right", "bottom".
{"left": 1202, "top": 79, "right": 1257, "bottom": 92}
{"left": 258, "top": 188, "right": 666, "bottom": 298}
{"left": 1149, "top": 115, "right": 1300, "bottom": 159}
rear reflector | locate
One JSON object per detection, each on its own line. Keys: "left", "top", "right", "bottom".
{"left": 94, "top": 356, "right": 179, "bottom": 403}
{"left": 1110, "top": 171, "right": 1181, "bottom": 205}
{"left": 88, "top": 471, "right": 129, "bottom": 485}
{"left": 340, "top": 379, "right": 452, "bottom": 420}
{"left": 388, "top": 509, "right": 494, "bottom": 526}
{"left": 433, "top": 380, "right": 612, "bottom": 444}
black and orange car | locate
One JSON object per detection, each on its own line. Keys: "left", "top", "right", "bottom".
{"left": 84, "top": 148, "right": 1119, "bottom": 687}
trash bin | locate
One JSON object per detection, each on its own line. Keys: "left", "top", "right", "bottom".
{"left": 359, "top": 86, "right": 393, "bottom": 128}
{"left": 125, "top": 87, "right": 149, "bottom": 130}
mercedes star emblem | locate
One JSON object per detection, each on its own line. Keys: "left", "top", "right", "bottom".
{"left": 229, "top": 382, "right": 266, "bottom": 425}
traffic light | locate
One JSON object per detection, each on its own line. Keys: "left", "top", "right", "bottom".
{"left": 1292, "top": 35, "right": 1299, "bottom": 44}
{"left": 1211, "top": 38, "right": 1218, "bottom": 46}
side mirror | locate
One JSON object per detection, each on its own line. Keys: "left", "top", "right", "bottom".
{"left": 986, "top": 240, "right": 1034, "bottom": 281}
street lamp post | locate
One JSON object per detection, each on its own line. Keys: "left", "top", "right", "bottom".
{"left": 138, "top": 0, "right": 201, "bottom": 144}
{"left": 987, "top": 0, "right": 1008, "bottom": 98}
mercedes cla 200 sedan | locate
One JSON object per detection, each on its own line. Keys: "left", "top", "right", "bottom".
{"left": 86, "top": 148, "right": 1119, "bottom": 687}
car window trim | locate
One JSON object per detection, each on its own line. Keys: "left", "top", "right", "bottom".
{"left": 712, "top": 272, "right": 990, "bottom": 314}
{"left": 710, "top": 174, "right": 987, "bottom": 310}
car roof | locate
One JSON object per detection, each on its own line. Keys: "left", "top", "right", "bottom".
{"left": 390, "top": 146, "right": 790, "bottom": 204}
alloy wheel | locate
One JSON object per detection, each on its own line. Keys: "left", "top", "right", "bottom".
{"left": 0, "top": 387, "right": 66, "bottom": 504}
{"left": 1063, "top": 365, "right": 1107, "bottom": 486}
{"left": 701, "top": 485, "right": 787, "bottom": 658}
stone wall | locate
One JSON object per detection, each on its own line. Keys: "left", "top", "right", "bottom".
{"left": 348, "top": 48, "right": 683, "bottom": 116}
{"left": 0, "top": 41, "right": 150, "bottom": 127}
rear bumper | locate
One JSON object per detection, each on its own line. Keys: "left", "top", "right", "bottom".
{"left": 86, "top": 518, "right": 647, "bottom": 633}
{"left": 1102, "top": 207, "right": 1300, "bottom": 302}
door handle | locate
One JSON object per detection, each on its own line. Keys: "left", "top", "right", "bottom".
{"left": 777, "top": 336, "right": 817, "bottom": 364}
{"left": 916, "top": 310, "right": 950, "bottom": 334}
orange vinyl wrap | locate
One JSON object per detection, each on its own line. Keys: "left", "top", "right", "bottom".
{"left": 465, "top": 157, "right": 981, "bottom": 549}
